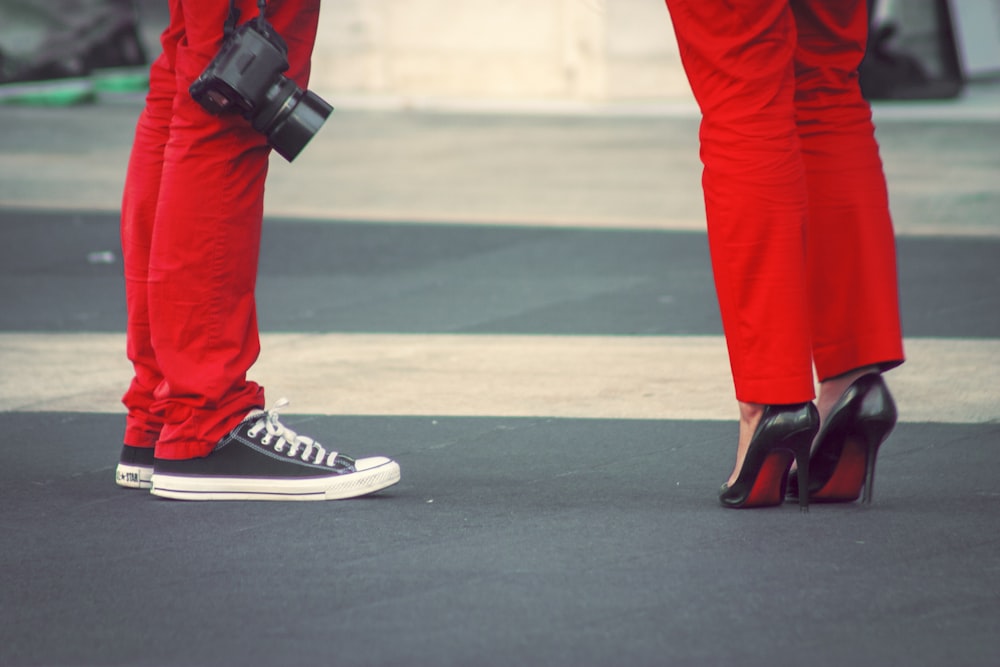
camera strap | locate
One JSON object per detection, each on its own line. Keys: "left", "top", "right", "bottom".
{"left": 223, "top": 0, "right": 269, "bottom": 38}
{"left": 223, "top": 0, "right": 241, "bottom": 38}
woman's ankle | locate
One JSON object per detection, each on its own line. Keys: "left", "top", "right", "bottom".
{"left": 817, "top": 365, "right": 880, "bottom": 421}
{"left": 728, "top": 401, "right": 764, "bottom": 486}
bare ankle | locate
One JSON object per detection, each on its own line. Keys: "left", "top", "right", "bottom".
{"left": 817, "top": 366, "right": 880, "bottom": 421}
{"left": 729, "top": 401, "right": 765, "bottom": 486}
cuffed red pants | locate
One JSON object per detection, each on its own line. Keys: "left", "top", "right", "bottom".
{"left": 120, "top": 0, "right": 320, "bottom": 459}
{"left": 664, "top": 0, "right": 905, "bottom": 404}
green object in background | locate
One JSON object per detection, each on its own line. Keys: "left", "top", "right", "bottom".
{"left": 0, "top": 77, "right": 96, "bottom": 106}
{"left": 91, "top": 66, "right": 149, "bottom": 93}
{"left": 0, "top": 66, "right": 149, "bottom": 105}
{"left": 0, "top": 3, "right": 150, "bottom": 105}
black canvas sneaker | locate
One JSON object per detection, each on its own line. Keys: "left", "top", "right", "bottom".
{"left": 115, "top": 444, "right": 155, "bottom": 489}
{"left": 149, "top": 400, "right": 401, "bottom": 501}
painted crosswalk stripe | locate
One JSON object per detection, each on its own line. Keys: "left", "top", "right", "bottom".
{"left": 2, "top": 333, "right": 996, "bottom": 423}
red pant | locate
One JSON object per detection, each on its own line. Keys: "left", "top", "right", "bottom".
{"left": 665, "top": 0, "right": 905, "bottom": 404}
{"left": 120, "top": 0, "right": 320, "bottom": 459}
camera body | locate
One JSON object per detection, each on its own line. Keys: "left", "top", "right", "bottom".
{"left": 190, "top": 18, "right": 332, "bottom": 161}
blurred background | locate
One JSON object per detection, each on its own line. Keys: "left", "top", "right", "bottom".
{"left": 2, "top": 0, "right": 999, "bottom": 108}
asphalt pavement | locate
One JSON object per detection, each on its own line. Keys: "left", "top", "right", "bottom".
{"left": 1, "top": 77, "right": 999, "bottom": 667}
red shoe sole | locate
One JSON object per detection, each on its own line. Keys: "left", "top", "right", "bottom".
{"left": 812, "top": 437, "right": 867, "bottom": 502}
{"left": 741, "top": 450, "right": 793, "bottom": 508}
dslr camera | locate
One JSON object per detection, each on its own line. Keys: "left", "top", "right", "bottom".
{"left": 190, "top": 12, "right": 332, "bottom": 162}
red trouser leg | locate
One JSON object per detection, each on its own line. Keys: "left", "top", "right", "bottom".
{"left": 120, "top": 9, "right": 182, "bottom": 451}
{"left": 665, "top": 0, "right": 814, "bottom": 404}
{"left": 793, "top": 1, "right": 905, "bottom": 381}
{"left": 664, "top": 0, "right": 903, "bottom": 404}
{"left": 120, "top": 0, "right": 321, "bottom": 459}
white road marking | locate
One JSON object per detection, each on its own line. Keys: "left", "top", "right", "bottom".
{"left": 1, "top": 333, "right": 995, "bottom": 422}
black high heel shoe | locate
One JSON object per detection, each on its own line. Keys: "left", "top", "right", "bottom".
{"left": 719, "top": 402, "right": 819, "bottom": 510}
{"left": 788, "top": 373, "right": 897, "bottom": 504}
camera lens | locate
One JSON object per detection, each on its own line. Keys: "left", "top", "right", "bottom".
{"left": 252, "top": 77, "right": 333, "bottom": 161}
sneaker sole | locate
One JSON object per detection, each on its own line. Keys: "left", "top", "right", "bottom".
{"left": 116, "top": 463, "right": 154, "bottom": 490}
{"left": 149, "top": 460, "right": 401, "bottom": 501}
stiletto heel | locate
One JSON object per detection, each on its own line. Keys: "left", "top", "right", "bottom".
{"left": 862, "top": 446, "right": 878, "bottom": 504}
{"left": 856, "top": 377, "right": 897, "bottom": 504}
{"left": 791, "top": 373, "right": 897, "bottom": 504}
{"left": 719, "top": 403, "right": 819, "bottom": 510}
{"left": 793, "top": 447, "right": 810, "bottom": 512}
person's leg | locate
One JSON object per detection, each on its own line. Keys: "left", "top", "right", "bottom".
{"left": 664, "top": 0, "right": 816, "bottom": 487}
{"left": 115, "top": 0, "right": 184, "bottom": 488}
{"left": 666, "top": 0, "right": 815, "bottom": 406}
{"left": 791, "top": 0, "right": 905, "bottom": 421}
{"left": 146, "top": 0, "right": 324, "bottom": 460}
{"left": 143, "top": 0, "right": 271, "bottom": 459}
{"left": 120, "top": 0, "right": 185, "bottom": 453}
{"left": 122, "top": 0, "right": 399, "bottom": 500}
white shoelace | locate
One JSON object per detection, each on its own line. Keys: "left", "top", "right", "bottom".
{"left": 246, "top": 398, "right": 342, "bottom": 467}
